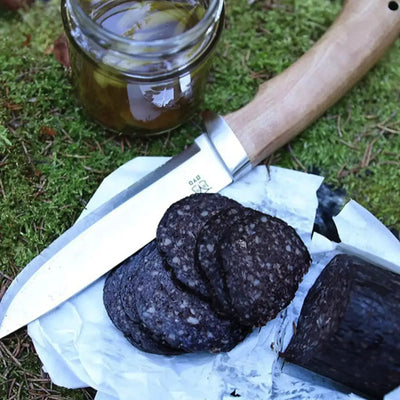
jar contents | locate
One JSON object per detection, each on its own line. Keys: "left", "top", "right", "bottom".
{"left": 68, "top": 0, "right": 214, "bottom": 135}
{"left": 94, "top": 0, "right": 205, "bottom": 40}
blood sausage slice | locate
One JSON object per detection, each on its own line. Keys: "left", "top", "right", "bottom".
{"left": 105, "top": 245, "right": 182, "bottom": 355}
{"left": 156, "top": 193, "right": 239, "bottom": 298}
{"left": 220, "top": 212, "right": 311, "bottom": 327}
{"left": 195, "top": 205, "right": 256, "bottom": 316}
{"left": 103, "top": 258, "right": 136, "bottom": 335}
{"left": 120, "top": 242, "right": 155, "bottom": 324}
{"left": 134, "top": 242, "right": 249, "bottom": 353}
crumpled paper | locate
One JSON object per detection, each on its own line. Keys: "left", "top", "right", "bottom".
{"left": 27, "top": 157, "right": 400, "bottom": 400}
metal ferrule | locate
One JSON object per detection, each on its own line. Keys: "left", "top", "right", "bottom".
{"left": 203, "top": 111, "right": 252, "bottom": 181}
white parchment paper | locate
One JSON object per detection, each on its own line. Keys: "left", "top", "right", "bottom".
{"left": 27, "top": 157, "right": 400, "bottom": 400}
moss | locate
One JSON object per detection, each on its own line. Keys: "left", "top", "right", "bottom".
{"left": 0, "top": 0, "right": 399, "bottom": 397}
{"left": 277, "top": 37, "right": 400, "bottom": 229}
{"left": 205, "top": 0, "right": 400, "bottom": 232}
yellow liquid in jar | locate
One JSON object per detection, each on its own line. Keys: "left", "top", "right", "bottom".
{"left": 69, "top": 0, "right": 210, "bottom": 135}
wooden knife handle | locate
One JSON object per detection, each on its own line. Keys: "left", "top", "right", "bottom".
{"left": 224, "top": 0, "right": 400, "bottom": 166}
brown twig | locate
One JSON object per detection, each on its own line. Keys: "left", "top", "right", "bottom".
{"left": 33, "top": 177, "right": 47, "bottom": 199}
{"left": 336, "top": 138, "right": 358, "bottom": 150}
{"left": 363, "top": 137, "right": 382, "bottom": 167}
{"left": 162, "top": 131, "right": 172, "bottom": 152}
{"left": 0, "top": 341, "right": 23, "bottom": 367}
{"left": 61, "top": 154, "right": 90, "bottom": 159}
{"left": 288, "top": 145, "right": 307, "bottom": 172}
{"left": 223, "top": 42, "right": 230, "bottom": 58}
{"left": 21, "top": 141, "right": 36, "bottom": 176}
{"left": 336, "top": 114, "right": 343, "bottom": 137}
{"left": 124, "top": 136, "right": 132, "bottom": 149}
{"left": 83, "top": 165, "right": 105, "bottom": 174}
{"left": 0, "top": 177, "right": 5, "bottom": 199}
{"left": 379, "top": 160, "right": 400, "bottom": 166}
{"left": 376, "top": 124, "right": 400, "bottom": 134}
{"left": 249, "top": 70, "right": 271, "bottom": 80}
{"left": 0, "top": 154, "right": 9, "bottom": 167}
{"left": 94, "top": 139, "right": 104, "bottom": 155}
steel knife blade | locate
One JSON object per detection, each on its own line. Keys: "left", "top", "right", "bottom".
{"left": 1, "top": 0, "right": 400, "bottom": 339}
{"left": 0, "top": 122, "right": 249, "bottom": 339}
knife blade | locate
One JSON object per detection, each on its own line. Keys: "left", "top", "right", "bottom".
{"left": 0, "top": 127, "right": 249, "bottom": 339}
{"left": 1, "top": 0, "right": 400, "bottom": 339}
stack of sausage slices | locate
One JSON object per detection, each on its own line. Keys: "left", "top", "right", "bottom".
{"left": 103, "top": 193, "right": 311, "bottom": 355}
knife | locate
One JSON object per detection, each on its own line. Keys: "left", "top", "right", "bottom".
{"left": 1, "top": 0, "right": 399, "bottom": 339}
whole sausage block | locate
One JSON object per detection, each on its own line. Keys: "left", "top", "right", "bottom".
{"left": 283, "top": 254, "right": 400, "bottom": 399}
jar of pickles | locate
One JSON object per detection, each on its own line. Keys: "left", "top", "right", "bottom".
{"left": 61, "top": 0, "right": 224, "bottom": 135}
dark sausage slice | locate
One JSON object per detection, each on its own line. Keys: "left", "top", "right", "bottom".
{"left": 103, "top": 256, "right": 137, "bottom": 335}
{"left": 220, "top": 212, "right": 311, "bottom": 327}
{"left": 105, "top": 244, "right": 182, "bottom": 355}
{"left": 134, "top": 242, "right": 249, "bottom": 353}
{"left": 156, "top": 193, "right": 239, "bottom": 299}
{"left": 195, "top": 205, "right": 258, "bottom": 316}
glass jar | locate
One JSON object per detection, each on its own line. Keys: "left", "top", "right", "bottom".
{"left": 61, "top": 0, "right": 224, "bottom": 136}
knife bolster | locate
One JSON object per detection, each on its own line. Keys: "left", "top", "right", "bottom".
{"left": 203, "top": 111, "right": 252, "bottom": 180}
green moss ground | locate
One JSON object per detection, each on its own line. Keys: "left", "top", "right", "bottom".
{"left": 0, "top": 0, "right": 399, "bottom": 398}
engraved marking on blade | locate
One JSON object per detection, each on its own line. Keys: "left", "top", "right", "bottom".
{"left": 189, "top": 175, "right": 212, "bottom": 193}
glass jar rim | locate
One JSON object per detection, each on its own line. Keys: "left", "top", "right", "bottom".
{"left": 66, "top": 0, "right": 224, "bottom": 56}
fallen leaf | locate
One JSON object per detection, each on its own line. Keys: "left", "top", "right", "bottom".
{"left": 23, "top": 33, "right": 32, "bottom": 47}
{"left": 53, "top": 34, "right": 70, "bottom": 68}
{"left": 4, "top": 101, "right": 22, "bottom": 111}
{"left": 0, "top": 0, "right": 33, "bottom": 10}
{"left": 40, "top": 126, "right": 57, "bottom": 138}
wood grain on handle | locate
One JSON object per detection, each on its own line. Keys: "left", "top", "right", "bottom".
{"left": 224, "top": 0, "right": 400, "bottom": 166}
